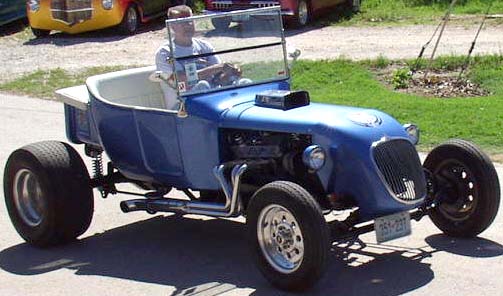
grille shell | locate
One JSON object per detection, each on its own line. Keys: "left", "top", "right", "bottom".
{"left": 372, "top": 139, "right": 426, "bottom": 203}
{"left": 51, "top": 0, "right": 93, "bottom": 25}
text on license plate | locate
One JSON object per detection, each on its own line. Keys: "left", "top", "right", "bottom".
{"left": 375, "top": 211, "right": 411, "bottom": 243}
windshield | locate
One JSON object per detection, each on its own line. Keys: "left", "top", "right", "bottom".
{"left": 163, "top": 7, "right": 288, "bottom": 96}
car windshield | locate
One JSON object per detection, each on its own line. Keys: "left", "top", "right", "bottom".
{"left": 164, "top": 7, "right": 288, "bottom": 96}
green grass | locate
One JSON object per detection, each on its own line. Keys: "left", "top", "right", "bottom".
{"left": 323, "top": 0, "right": 503, "bottom": 26}
{"left": 290, "top": 55, "right": 503, "bottom": 153}
{"left": 0, "top": 66, "right": 129, "bottom": 99}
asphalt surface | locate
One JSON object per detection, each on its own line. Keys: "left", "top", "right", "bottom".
{"left": 1, "top": 93, "right": 502, "bottom": 296}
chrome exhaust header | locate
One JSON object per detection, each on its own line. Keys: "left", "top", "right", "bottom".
{"left": 120, "top": 163, "right": 248, "bottom": 217}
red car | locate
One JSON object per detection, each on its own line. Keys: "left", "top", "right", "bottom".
{"left": 204, "top": 0, "right": 360, "bottom": 28}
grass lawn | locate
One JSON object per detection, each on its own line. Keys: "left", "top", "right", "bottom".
{"left": 319, "top": 0, "right": 503, "bottom": 26}
{"left": 291, "top": 55, "right": 503, "bottom": 155}
{"left": 1, "top": 55, "right": 502, "bottom": 157}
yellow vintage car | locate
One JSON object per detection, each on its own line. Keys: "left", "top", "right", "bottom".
{"left": 27, "top": 0, "right": 178, "bottom": 37}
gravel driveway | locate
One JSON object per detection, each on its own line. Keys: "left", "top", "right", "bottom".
{"left": 1, "top": 21, "right": 503, "bottom": 83}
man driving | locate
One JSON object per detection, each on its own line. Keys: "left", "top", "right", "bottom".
{"left": 155, "top": 5, "right": 241, "bottom": 109}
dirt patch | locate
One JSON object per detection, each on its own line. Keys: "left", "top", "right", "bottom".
{"left": 374, "top": 64, "right": 490, "bottom": 98}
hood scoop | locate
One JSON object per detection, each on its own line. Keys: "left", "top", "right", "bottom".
{"left": 255, "top": 90, "right": 310, "bottom": 110}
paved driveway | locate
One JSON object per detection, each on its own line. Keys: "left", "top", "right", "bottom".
{"left": 0, "top": 93, "right": 502, "bottom": 296}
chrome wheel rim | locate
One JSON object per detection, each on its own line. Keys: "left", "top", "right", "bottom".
{"left": 257, "top": 204, "right": 304, "bottom": 274}
{"left": 127, "top": 7, "right": 138, "bottom": 32}
{"left": 298, "top": 1, "right": 308, "bottom": 26}
{"left": 13, "top": 169, "right": 45, "bottom": 227}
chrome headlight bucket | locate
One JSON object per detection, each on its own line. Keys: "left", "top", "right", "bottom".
{"left": 102, "top": 0, "right": 114, "bottom": 10}
{"left": 302, "top": 145, "right": 326, "bottom": 171}
{"left": 403, "top": 124, "right": 420, "bottom": 145}
{"left": 28, "top": 0, "right": 40, "bottom": 12}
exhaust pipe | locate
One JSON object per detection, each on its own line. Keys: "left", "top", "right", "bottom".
{"left": 120, "top": 163, "right": 248, "bottom": 217}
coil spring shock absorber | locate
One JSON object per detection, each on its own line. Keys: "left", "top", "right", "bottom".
{"left": 85, "top": 145, "right": 107, "bottom": 198}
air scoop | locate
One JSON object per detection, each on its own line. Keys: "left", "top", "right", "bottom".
{"left": 255, "top": 90, "right": 310, "bottom": 110}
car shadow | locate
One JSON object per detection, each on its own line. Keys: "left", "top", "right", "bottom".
{"left": 22, "top": 17, "right": 166, "bottom": 46}
{"left": 424, "top": 234, "right": 503, "bottom": 258}
{"left": 0, "top": 18, "right": 28, "bottom": 37}
{"left": 1, "top": 215, "right": 501, "bottom": 295}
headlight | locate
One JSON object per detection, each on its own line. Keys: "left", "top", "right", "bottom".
{"left": 404, "top": 124, "right": 420, "bottom": 145}
{"left": 102, "top": 0, "right": 113, "bottom": 10}
{"left": 302, "top": 145, "right": 326, "bottom": 171}
{"left": 28, "top": 0, "right": 40, "bottom": 12}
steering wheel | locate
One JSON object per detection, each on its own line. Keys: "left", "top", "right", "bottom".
{"left": 211, "top": 63, "right": 242, "bottom": 87}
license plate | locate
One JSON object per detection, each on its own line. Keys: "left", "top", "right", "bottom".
{"left": 375, "top": 211, "right": 411, "bottom": 243}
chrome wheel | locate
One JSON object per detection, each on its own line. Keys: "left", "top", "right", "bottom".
{"left": 257, "top": 204, "right": 304, "bottom": 274}
{"left": 297, "top": 0, "right": 308, "bottom": 26}
{"left": 13, "top": 169, "right": 45, "bottom": 227}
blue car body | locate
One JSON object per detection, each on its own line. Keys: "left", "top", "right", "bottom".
{"left": 0, "top": 0, "right": 26, "bottom": 26}
{"left": 63, "top": 72, "right": 425, "bottom": 221}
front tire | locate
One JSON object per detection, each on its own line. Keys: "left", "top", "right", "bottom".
{"left": 118, "top": 5, "right": 139, "bottom": 35}
{"left": 3, "top": 141, "right": 94, "bottom": 247}
{"left": 31, "top": 27, "right": 50, "bottom": 38}
{"left": 424, "top": 139, "right": 500, "bottom": 237}
{"left": 247, "top": 181, "right": 329, "bottom": 291}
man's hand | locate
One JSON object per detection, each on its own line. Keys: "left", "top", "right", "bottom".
{"left": 212, "top": 63, "right": 242, "bottom": 86}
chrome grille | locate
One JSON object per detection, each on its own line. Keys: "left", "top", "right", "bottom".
{"left": 51, "top": 0, "right": 93, "bottom": 25}
{"left": 373, "top": 139, "right": 426, "bottom": 202}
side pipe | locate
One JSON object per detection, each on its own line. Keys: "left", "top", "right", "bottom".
{"left": 120, "top": 163, "right": 248, "bottom": 217}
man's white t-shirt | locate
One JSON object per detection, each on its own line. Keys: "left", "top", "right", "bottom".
{"left": 155, "top": 39, "right": 221, "bottom": 109}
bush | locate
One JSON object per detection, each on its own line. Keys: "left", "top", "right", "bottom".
{"left": 392, "top": 67, "right": 412, "bottom": 89}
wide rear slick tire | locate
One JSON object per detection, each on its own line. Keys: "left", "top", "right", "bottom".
{"left": 424, "top": 139, "right": 500, "bottom": 237}
{"left": 247, "top": 181, "right": 329, "bottom": 291}
{"left": 3, "top": 141, "right": 94, "bottom": 247}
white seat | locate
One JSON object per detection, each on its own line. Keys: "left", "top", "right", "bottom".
{"left": 86, "top": 66, "right": 169, "bottom": 110}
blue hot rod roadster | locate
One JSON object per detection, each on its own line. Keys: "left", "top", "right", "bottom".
{"left": 3, "top": 7, "right": 500, "bottom": 291}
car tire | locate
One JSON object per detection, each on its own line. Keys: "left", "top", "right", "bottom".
{"left": 290, "top": 0, "right": 310, "bottom": 28}
{"left": 31, "top": 27, "right": 50, "bottom": 38}
{"left": 247, "top": 181, "right": 329, "bottom": 291}
{"left": 424, "top": 139, "right": 500, "bottom": 237}
{"left": 3, "top": 141, "right": 94, "bottom": 247}
{"left": 346, "top": 0, "right": 361, "bottom": 13}
{"left": 119, "top": 5, "right": 139, "bottom": 35}
{"left": 211, "top": 17, "right": 231, "bottom": 31}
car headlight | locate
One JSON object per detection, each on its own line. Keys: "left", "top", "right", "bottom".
{"left": 102, "top": 0, "right": 113, "bottom": 10}
{"left": 28, "top": 0, "right": 40, "bottom": 12}
{"left": 302, "top": 145, "right": 326, "bottom": 171}
{"left": 404, "top": 124, "right": 420, "bottom": 145}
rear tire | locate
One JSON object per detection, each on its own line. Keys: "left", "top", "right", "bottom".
{"left": 3, "top": 141, "right": 94, "bottom": 247}
{"left": 424, "top": 139, "right": 500, "bottom": 237}
{"left": 247, "top": 181, "right": 329, "bottom": 291}
{"left": 119, "top": 5, "right": 139, "bottom": 35}
{"left": 289, "top": 0, "right": 310, "bottom": 28}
